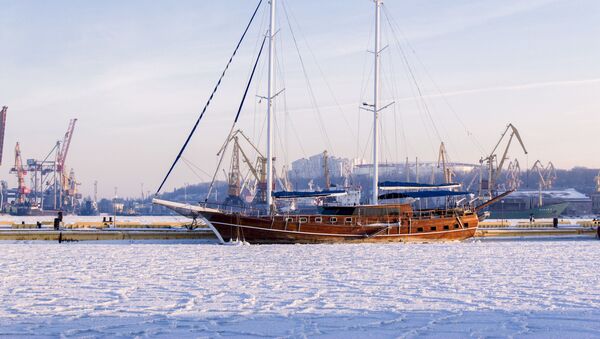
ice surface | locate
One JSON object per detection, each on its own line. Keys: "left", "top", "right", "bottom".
{"left": 0, "top": 239, "right": 598, "bottom": 338}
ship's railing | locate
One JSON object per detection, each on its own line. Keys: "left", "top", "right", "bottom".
{"left": 195, "top": 201, "right": 473, "bottom": 221}
{"left": 197, "top": 202, "right": 267, "bottom": 217}
{"left": 412, "top": 208, "right": 470, "bottom": 219}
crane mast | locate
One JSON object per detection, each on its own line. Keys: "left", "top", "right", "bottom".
{"left": 11, "top": 143, "right": 28, "bottom": 204}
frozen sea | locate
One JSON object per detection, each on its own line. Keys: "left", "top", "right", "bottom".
{"left": 0, "top": 238, "right": 599, "bottom": 338}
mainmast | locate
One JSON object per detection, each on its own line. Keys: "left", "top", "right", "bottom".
{"left": 372, "top": 0, "right": 382, "bottom": 205}
{"left": 266, "top": 0, "right": 276, "bottom": 213}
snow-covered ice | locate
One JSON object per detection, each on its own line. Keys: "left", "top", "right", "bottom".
{"left": 0, "top": 238, "right": 598, "bottom": 338}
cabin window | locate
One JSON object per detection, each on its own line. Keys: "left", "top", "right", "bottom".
{"left": 285, "top": 217, "right": 293, "bottom": 223}
{"left": 417, "top": 227, "right": 423, "bottom": 232}
{"left": 443, "top": 225, "right": 449, "bottom": 230}
{"left": 299, "top": 217, "right": 308, "bottom": 224}
{"left": 345, "top": 217, "right": 352, "bottom": 224}
{"left": 464, "top": 223, "right": 469, "bottom": 228}
{"left": 454, "top": 224, "right": 460, "bottom": 229}
{"left": 431, "top": 226, "right": 437, "bottom": 231}
{"left": 314, "top": 217, "right": 322, "bottom": 223}
{"left": 330, "top": 217, "right": 337, "bottom": 224}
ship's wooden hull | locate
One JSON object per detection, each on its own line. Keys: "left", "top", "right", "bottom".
{"left": 211, "top": 220, "right": 477, "bottom": 244}
{"left": 153, "top": 199, "right": 479, "bottom": 244}
{"left": 204, "top": 210, "right": 478, "bottom": 244}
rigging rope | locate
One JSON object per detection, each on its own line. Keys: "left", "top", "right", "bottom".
{"left": 382, "top": 5, "right": 485, "bottom": 157}
{"left": 205, "top": 36, "right": 267, "bottom": 202}
{"left": 155, "top": 0, "right": 263, "bottom": 195}
{"left": 381, "top": 6, "right": 440, "bottom": 160}
{"left": 282, "top": 1, "right": 358, "bottom": 143}
{"left": 280, "top": 1, "right": 334, "bottom": 154}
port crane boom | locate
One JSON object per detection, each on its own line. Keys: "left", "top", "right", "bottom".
{"left": 480, "top": 123, "right": 528, "bottom": 198}
{"left": 0, "top": 106, "right": 7, "bottom": 166}
{"left": 57, "top": 118, "right": 77, "bottom": 172}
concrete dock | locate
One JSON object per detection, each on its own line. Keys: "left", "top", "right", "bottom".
{"left": 0, "top": 228, "right": 215, "bottom": 241}
{"left": 475, "top": 228, "right": 596, "bottom": 238}
{"left": 0, "top": 216, "right": 217, "bottom": 241}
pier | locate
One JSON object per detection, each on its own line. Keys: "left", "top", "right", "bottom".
{"left": 0, "top": 217, "right": 214, "bottom": 241}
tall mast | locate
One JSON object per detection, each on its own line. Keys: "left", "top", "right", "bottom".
{"left": 266, "top": 0, "right": 276, "bottom": 212}
{"left": 372, "top": 0, "right": 382, "bottom": 205}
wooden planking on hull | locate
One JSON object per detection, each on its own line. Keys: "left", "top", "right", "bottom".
{"left": 212, "top": 222, "right": 477, "bottom": 244}
{"left": 208, "top": 214, "right": 479, "bottom": 244}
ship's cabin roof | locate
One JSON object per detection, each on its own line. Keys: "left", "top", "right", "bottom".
{"left": 320, "top": 204, "right": 412, "bottom": 216}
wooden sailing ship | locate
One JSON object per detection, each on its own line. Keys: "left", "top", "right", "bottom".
{"left": 154, "top": 198, "right": 479, "bottom": 243}
{"left": 153, "top": 0, "right": 491, "bottom": 244}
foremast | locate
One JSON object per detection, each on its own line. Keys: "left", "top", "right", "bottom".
{"left": 266, "top": 0, "right": 276, "bottom": 213}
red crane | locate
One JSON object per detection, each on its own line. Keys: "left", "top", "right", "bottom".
{"left": 0, "top": 106, "right": 7, "bottom": 166}
{"left": 57, "top": 118, "right": 77, "bottom": 173}
{"left": 10, "top": 142, "right": 29, "bottom": 204}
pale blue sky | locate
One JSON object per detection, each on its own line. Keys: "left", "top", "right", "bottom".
{"left": 1, "top": 0, "right": 599, "bottom": 198}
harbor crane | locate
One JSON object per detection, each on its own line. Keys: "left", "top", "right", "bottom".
{"left": 224, "top": 136, "right": 244, "bottom": 207}
{"left": 437, "top": 142, "right": 455, "bottom": 184}
{"left": 57, "top": 119, "right": 78, "bottom": 210}
{"left": 10, "top": 143, "right": 29, "bottom": 204}
{"left": 595, "top": 170, "right": 600, "bottom": 193}
{"left": 0, "top": 106, "right": 7, "bottom": 166}
{"left": 531, "top": 160, "right": 557, "bottom": 206}
{"left": 24, "top": 118, "right": 78, "bottom": 212}
{"left": 209, "top": 129, "right": 268, "bottom": 205}
{"left": 505, "top": 159, "right": 522, "bottom": 191}
{"left": 479, "top": 123, "right": 528, "bottom": 199}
